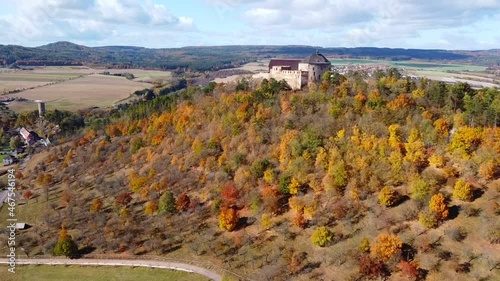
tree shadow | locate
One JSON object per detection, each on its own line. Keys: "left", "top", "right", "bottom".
{"left": 472, "top": 189, "right": 484, "bottom": 202}
{"left": 235, "top": 216, "right": 255, "bottom": 231}
{"left": 416, "top": 268, "right": 428, "bottom": 281}
{"left": 394, "top": 195, "right": 410, "bottom": 207}
{"left": 74, "top": 246, "right": 96, "bottom": 258}
{"left": 162, "top": 244, "right": 182, "bottom": 255}
{"left": 448, "top": 205, "right": 460, "bottom": 220}
{"left": 401, "top": 243, "right": 417, "bottom": 261}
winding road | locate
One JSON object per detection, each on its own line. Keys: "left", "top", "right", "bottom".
{"left": 0, "top": 258, "right": 222, "bottom": 281}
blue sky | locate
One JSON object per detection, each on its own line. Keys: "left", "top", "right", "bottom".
{"left": 0, "top": 0, "right": 499, "bottom": 50}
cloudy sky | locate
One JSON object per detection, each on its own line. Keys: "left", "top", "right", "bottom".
{"left": 0, "top": 0, "right": 499, "bottom": 50}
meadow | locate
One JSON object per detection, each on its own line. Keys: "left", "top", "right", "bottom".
{"left": 0, "top": 265, "right": 210, "bottom": 281}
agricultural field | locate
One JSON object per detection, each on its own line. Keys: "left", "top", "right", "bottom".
{"left": 6, "top": 74, "right": 152, "bottom": 112}
{"left": 0, "top": 265, "right": 210, "bottom": 281}
{"left": 0, "top": 67, "right": 89, "bottom": 93}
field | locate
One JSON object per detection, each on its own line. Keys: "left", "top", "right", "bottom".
{"left": 6, "top": 74, "right": 152, "bottom": 112}
{"left": 0, "top": 265, "right": 210, "bottom": 281}
{"left": 0, "top": 70, "right": 85, "bottom": 93}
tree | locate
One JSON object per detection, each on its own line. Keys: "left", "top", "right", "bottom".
{"left": 370, "top": 233, "right": 402, "bottom": 262}
{"left": 311, "top": 226, "right": 333, "bottom": 247}
{"left": 89, "top": 198, "right": 103, "bottom": 213}
{"left": 22, "top": 190, "right": 33, "bottom": 202}
{"left": 359, "top": 254, "right": 387, "bottom": 279}
{"left": 453, "top": 179, "right": 473, "bottom": 201}
{"left": 53, "top": 228, "right": 78, "bottom": 258}
{"left": 418, "top": 210, "right": 439, "bottom": 228}
{"left": 115, "top": 192, "right": 132, "bottom": 207}
{"left": 144, "top": 200, "right": 158, "bottom": 215}
{"left": 9, "top": 136, "right": 22, "bottom": 150}
{"left": 176, "top": 192, "right": 190, "bottom": 212}
{"left": 398, "top": 260, "right": 419, "bottom": 280}
{"left": 478, "top": 161, "right": 496, "bottom": 180}
{"left": 378, "top": 186, "right": 399, "bottom": 207}
{"left": 429, "top": 193, "right": 449, "bottom": 220}
{"left": 448, "top": 126, "right": 482, "bottom": 157}
{"left": 158, "top": 191, "right": 176, "bottom": 214}
{"left": 219, "top": 207, "right": 238, "bottom": 231}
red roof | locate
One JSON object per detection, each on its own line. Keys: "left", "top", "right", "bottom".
{"left": 20, "top": 128, "right": 30, "bottom": 140}
{"left": 268, "top": 59, "right": 301, "bottom": 71}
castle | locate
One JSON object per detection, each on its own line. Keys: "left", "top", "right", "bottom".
{"left": 268, "top": 51, "right": 332, "bottom": 90}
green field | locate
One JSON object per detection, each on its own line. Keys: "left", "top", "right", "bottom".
{"left": 392, "top": 62, "right": 487, "bottom": 71}
{"left": 328, "top": 59, "right": 487, "bottom": 72}
{"left": 0, "top": 265, "right": 210, "bottom": 281}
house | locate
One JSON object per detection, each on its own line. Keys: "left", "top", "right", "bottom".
{"left": 20, "top": 127, "right": 40, "bottom": 146}
{"left": 268, "top": 51, "right": 332, "bottom": 90}
{"left": 3, "top": 155, "right": 16, "bottom": 166}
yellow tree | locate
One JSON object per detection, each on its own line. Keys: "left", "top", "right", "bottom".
{"left": 429, "top": 193, "right": 449, "bottom": 220}
{"left": 453, "top": 179, "right": 473, "bottom": 201}
{"left": 219, "top": 207, "right": 238, "bottom": 231}
{"left": 370, "top": 233, "right": 402, "bottom": 262}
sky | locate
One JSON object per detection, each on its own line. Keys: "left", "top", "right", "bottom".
{"left": 0, "top": 0, "right": 499, "bottom": 50}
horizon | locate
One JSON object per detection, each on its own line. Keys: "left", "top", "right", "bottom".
{"left": 2, "top": 41, "right": 499, "bottom": 52}
{"left": 0, "top": 1, "right": 499, "bottom": 50}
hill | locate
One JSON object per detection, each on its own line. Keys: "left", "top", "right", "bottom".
{"left": 6, "top": 72, "right": 500, "bottom": 280}
{"left": 1, "top": 42, "right": 500, "bottom": 71}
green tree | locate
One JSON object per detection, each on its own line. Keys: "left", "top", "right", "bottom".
{"left": 158, "top": 191, "right": 176, "bottom": 214}
{"left": 9, "top": 136, "right": 22, "bottom": 150}
{"left": 53, "top": 228, "right": 78, "bottom": 258}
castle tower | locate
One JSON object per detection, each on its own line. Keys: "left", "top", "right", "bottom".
{"left": 300, "top": 52, "right": 331, "bottom": 84}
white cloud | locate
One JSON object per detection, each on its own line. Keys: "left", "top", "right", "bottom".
{"left": 0, "top": 0, "right": 194, "bottom": 46}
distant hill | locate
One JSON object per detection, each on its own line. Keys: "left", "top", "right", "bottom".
{"left": 0, "top": 41, "right": 499, "bottom": 71}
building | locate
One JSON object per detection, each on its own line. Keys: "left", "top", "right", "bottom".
{"left": 20, "top": 127, "right": 40, "bottom": 146}
{"left": 36, "top": 100, "right": 46, "bottom": 117}
{"left": 268, "top": 51, "right": 332, "bottom": 90}
{"left": 3, "top": 155, "right": 16, "bottom": 166}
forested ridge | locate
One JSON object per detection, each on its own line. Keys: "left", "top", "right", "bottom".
{"left": 1, "top": 41, "right": 500, "bottom": 71}
{"left": 9, "top": 70, "right": 500, "bottom": 280}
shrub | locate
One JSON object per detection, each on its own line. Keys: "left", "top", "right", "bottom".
{"left": 453, "top": 179, "right": 473, "bottom": 201}
{"left": 370, "top": 233, "right": 402, "bottom": 262}
{"left": 360, "top": 237, "right": 370, "bottom": 253}
{"left": 445, "top": 226, "right": 468, "bottom": 242}
{"left": 378, "top": 186, "right": 399, "bottom": 207}
{"left": 311, "top": 226, "right": 333, "bottom": 247}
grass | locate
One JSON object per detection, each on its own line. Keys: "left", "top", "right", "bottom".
{"left": 0, "top": 265, "right": 211, "bottom": 281}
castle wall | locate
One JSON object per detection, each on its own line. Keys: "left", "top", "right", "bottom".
{"left": 269, "top": 68, "right": 304, "bottom": 90}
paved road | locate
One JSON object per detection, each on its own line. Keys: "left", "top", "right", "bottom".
{"left": 0, "top": 258, "right": 222, "bottom": 281}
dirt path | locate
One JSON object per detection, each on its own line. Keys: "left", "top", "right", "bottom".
{"left": 0, "top": 258, "right": 222, "bottom": 281}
